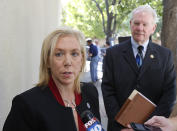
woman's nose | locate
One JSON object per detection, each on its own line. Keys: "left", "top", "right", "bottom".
{"left": 64, "top": 54, "right": 72, "bottom": 67}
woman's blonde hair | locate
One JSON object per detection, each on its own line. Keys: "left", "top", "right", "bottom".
{"left": 36, "top": 27, "right": 86, "bottom": 93}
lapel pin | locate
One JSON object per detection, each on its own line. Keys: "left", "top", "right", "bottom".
{"left": 87, "top": 102, "right": 90, "bottom": 109}
{"left": 150, "top": 54, "right": 154, "bottom": 59}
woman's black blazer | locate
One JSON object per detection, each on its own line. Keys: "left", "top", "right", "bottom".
{"left": 3, "top": 82, "right": 100, "bottom": 131}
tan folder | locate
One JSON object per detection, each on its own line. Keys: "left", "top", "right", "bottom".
{"left": 115, "top": 89, "right": 156, "bottom": 127}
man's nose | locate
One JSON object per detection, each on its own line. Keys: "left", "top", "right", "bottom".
{"left": 137, "top": 24, "right": 144, "bottom": 31}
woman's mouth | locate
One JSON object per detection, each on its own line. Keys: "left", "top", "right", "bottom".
{"left": 62, "top": 72, "right": 72, "bottom": 78}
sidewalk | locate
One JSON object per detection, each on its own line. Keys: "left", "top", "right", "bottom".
{"left": 80, "top": 61, "right": 108, "bottom": 130}
{"left": 94, "top": 80, "right": 108, "bottom": 131}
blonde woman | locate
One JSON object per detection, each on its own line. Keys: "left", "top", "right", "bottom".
{"left": 3, "top": 27, "right": 100, "bottom": 131}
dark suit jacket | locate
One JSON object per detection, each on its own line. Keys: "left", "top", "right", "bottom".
{"left": 101, "top": 39, "right": 176, "bottom": 131}
{"left": 3, "top": 83, "right": 100, "bottom": 131}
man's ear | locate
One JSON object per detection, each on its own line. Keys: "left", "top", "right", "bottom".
{"left": 152, "top": 24, "right": 157, "bottom": 34}
{"left": 130, "top": 20, "right": 132, "bottom": 25}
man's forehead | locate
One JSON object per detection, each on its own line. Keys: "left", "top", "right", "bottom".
{"left": 132, "top": 12, "right": 154, "bottom": 21}
{"left": 134, "top": 11, "right": 152, "bottom": 17}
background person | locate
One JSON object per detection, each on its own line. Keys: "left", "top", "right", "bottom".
{"left": 87, "top": 39, "right": 99, "bottom": 83}
{"left": 101, "top": 5, "right": 176, "bottom": 131}
{"left": 102, "top": 41, "right": 111, "bottom": 57}
{"left": 3, "top": 27, "right": 100, "bottom": 131}
{"left": 94, "top": 39, "right": 102, "bottom": 62}
{"left": 102, "top": 41, "right": 111, "bottom": 71}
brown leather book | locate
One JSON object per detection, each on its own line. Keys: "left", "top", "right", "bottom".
{"left": 115, "top": 89, "right": 156, "bottom": 127}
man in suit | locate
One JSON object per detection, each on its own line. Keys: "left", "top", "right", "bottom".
{"left": 101, "top": 5, "right": 176, "bottom": 131}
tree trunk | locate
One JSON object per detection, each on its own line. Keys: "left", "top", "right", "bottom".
{"left": 161, "top": 0, "right": 177, "bottom": 116}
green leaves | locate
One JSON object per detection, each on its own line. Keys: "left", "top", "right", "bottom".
{"left": 62, "top": 0, "right": 162, "bottom": 40}
{"left": 62, "top": 0, "right": 104, "bottom": 38}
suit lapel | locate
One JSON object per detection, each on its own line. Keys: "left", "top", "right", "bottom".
{"left": 122, "top": 40, "right": 139, "bottom": 74}
{"left": 139, "top": 42, "right": 157, "bottom": 78}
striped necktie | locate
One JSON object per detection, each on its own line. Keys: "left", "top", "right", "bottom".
{"left": 136, "top": 46, "right": 144, "bottom": 67}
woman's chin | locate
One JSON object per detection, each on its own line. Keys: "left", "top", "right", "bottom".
{"left": 61, "top": 79, "right": 74, "bottom": 85}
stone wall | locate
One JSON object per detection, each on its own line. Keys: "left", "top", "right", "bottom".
{"left": 0, "top": 0, "right": 61, "bottom": 129}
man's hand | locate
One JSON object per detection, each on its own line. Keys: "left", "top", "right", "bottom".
{"left": 89, "top": 53, "right": 92, "bottom": 57}
{"left": 145, "top": 116, "right": 175, "bottom": 131}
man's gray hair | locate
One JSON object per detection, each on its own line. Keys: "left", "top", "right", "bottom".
{"left": 130, "top": 4, "right": 158, "bottom": 24}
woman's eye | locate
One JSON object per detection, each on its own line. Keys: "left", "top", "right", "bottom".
{"left": 55, "top": 52, "right": 63, "bottom": 57}
{"left": 72, "top": 52, "right": 79, "bottom": 57}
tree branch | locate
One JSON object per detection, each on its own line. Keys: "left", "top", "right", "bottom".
{"left": 112, "top": 0, "right": 116, "bottom": 5}
{"left": 118, "top": 0, "right": 121, "bottom": 4}
{"left": 105, "top": 0, "right": 109, "bottom": 17}
{"left": 92, "top": 0, "right": 106, "bottom": 33}
{"left": 112, "top": 14, "right": 117, "bottom": 33}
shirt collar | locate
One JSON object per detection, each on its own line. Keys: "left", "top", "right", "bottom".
{"left": 131, "top": 37, "right": 149, "bottom": 57}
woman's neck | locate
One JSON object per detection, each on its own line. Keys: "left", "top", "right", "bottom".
{"left": 52, "top": 77, "right": 75, "bottom": 101}
{"left": 59, "top": 87, "right": 75, "bottom": 101}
